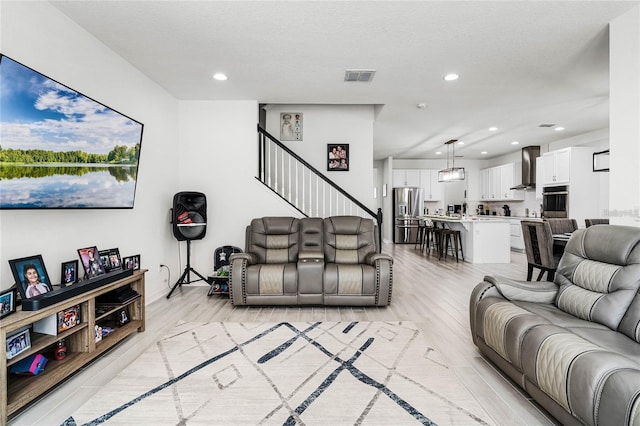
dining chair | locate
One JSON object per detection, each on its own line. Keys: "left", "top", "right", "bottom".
{"left": 521, "top": 220, "right": 560, "bottom": 281}
{"left": 585, "top": 218, "right": 609, "bottom": 227}
{"left": 544, "top": 218, "right": 578, "bottom": 235}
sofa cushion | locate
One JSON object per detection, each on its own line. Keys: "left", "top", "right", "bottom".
{"left": 248, "top": 217, "right": 300, "bottom": 264}
{"left": 554, "top": 226, "right": 640, "bottom": 331}
{"left": 324, "top": 264, "right": 376, "bottom": 296}
{"left": 323, "top": 216, "right": 376, "bottom": 264}
{"left": 245, "top": 263, "right": 298, "bottom": 296}
{"left": 521, "top": 324, "right": 640, "bottom": 426}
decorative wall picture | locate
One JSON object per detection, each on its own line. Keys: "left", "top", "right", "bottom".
{"left": 77, "top": 246, "right": 106, "bottom": 279}
{"left": 280, "top": 112, "right": 303, "bottom": 141}
{"left": 123, "top": 254, "right": 141, "bottom": 271}
{"left": 593, "top": 149, "right": 610, "bottom": 172}
{"left": 0, "top": 54, "right": 144, "bottom": 209}
{"left": 99, "top": 248, "right": 122, "bottom": 273}
{"left": 0, "top": 288, "right": 17, "bottom": 319}
{"left": 327, "top": 144, "right": 349, "bottom": 171}
{"left": 57, "top": 304, "right": 81, "bottom": 333}
{"left": 9, "top": 255, "right": 53, "bottom": 299}
{"left": 60, "top": 260, "right": 79, "bottom": 286}
{"left": 6, "top": 328, "right": 31, "bottom": 360}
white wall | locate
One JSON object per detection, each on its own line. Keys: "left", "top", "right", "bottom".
{"left": 0, "top": 2, "right": 179, "bottom": 302}
{"left": 176, "top": 101, "right": 298, "bottom": 275}
{"left": 610, "top": 6, "right": 640, "bottom": 226}
{"left": 264, "top": 105, "right": 375, "bottom": 209}
{"left": 0, "top": 1, "right": 378, "bottom": 303}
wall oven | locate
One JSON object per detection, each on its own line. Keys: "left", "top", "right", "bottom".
{"left": 542, "top": 185, "right": 568, "bottom": 218}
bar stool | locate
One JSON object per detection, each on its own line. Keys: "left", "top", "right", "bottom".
{"left": 414, "top": 219, "right": 427, "bottom": 250}
{"left": 442, "top": 228, "right": 464, "bottom": 262}
{"left": 420, "top": 218, "right": 435, "bottom": 252}
{"left": 431, "top": 222, "right": 447, "bottom": 259}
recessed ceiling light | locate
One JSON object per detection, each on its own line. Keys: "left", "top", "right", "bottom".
{"left": 213, "top": 73, "right": 227, "bottom": 81}
{"left": 435, "top": 151, "right": 442, "bottom": 155}
{"left": 511, "top": 141, "right": 519, "bottom": 145}
{"left": 488, "top": 126, "right": 498, "bottom": 131}
{"left": 554, "top": 126, "right": 565, "bottom": 131}
{"left": 481, "top": 151, "right": 488, "bottom": 155}
{"left": 443, "top": 73, "right": 459, "bottom": 81}
{"left": 417, "top": 103, "right": 427, "bottom": 109}
{"left": 457, "top": 141, "right": 464, "bottom": 145}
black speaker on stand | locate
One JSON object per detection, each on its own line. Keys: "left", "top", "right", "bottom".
{"left": 167, "top": 191, "right": 208, "bottom": 299}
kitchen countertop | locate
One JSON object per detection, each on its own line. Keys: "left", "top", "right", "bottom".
{"left": 419, "top": 215, "right": 512, "bottom": 223}
{"left": 473, "top": 215, "right": 542, "bottom": 220}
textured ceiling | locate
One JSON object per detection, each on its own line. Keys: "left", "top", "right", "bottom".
{"left": 50, "top": 0, "right": 638, "bottom": 160}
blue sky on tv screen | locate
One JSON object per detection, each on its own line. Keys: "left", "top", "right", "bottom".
{"left": 0, "top": 56, "right": 142, "bottom": 155}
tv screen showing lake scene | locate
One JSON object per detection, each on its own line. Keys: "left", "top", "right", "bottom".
{"left": 0, "top": 54, "right": 143, "bottom": 209}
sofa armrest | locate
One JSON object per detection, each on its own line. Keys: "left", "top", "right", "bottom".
{"left": 483, "top": 274, "right": 558, "bottom": 303}
{"left": 229, "top": 253, "right": 257, "bottom": 306}
{"left": 230, "top": 252, "right": 257, "bottom": 264}
{"left": 366, "top": 252, "right": 393, "bottom": 265}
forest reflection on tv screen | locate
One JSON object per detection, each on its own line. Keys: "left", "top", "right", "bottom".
{"left": 0, "top": 54, "right": 144, "bottom": 209}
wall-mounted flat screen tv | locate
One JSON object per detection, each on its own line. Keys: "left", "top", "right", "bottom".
{"left": 0, "top": 54, "right": 144, "bottom": 209}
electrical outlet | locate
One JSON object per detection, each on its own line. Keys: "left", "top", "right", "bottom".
{"left": 159, "top": 264, "right": 169, "bottom": 283}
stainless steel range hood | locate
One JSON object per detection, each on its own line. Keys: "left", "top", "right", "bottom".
{"left": 510, "top": 146, "right": 541, "bottom": 190}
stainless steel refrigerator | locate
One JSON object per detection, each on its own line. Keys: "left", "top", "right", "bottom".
{"left": 393, "top": 187, "right": 421, "bottom": 244}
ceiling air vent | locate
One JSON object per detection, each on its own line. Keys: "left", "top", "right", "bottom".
{"left": 344, "top": 69, "right": 376, "bottom": 82}
{"left": 538, "top": 123, "right": 556, "bottom": 128}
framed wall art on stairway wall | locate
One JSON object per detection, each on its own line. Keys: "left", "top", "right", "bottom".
{"left": 280, "top": 112, "right": 303, "bottom": 141}
{"left": 328, "top": 143, "right": 349, "bottom": 171}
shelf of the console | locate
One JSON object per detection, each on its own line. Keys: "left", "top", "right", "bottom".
{"left": 95, "top": 295, "right": 142, "bottom": 322}
{"left": 94, "top": 320, "right": 142, "bottom": 352}
{"left": 1, "top": 270, "right": 146, "bottom": 421}
{"left": 6, "top": 324, "right": 89, "bottom": 368}
{"left": 7, "top": 351, "right": 87, "bottom": 413}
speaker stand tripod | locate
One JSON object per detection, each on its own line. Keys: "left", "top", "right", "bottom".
{"left": 166, "top": 239, "right": 208, "bottom": 299}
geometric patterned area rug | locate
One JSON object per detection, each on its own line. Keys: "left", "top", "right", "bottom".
{"left": 64, "top": 321, "right": 493, "bottom": 425}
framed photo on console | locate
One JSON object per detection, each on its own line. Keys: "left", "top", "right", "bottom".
{"left": 9, "top": 255, "right": 53, "bottom": 299}
{"left": 60, "top": 260, "right": 79, "bottom": 287}
{"left": 123, "top": 254, "right": 140, "bottom": 271}
{"left": 6, "top": 328, "right": 31, "bottom": 360}
{"left": 99, "top": 248, "right": 122, "bottom": 273}
{"left": 0, "top": 288, "right": 17, "bottom": 319}
{"left": 116, "top": 307, "right": 130, "bottom": 326}
{"left": 77, "top": 246, "right": 106, "bottom": 279}
{"left": 57, "top": 304, "right": 81, "bottom": 333}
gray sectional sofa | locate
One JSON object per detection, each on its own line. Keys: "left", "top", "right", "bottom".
{"left": 470, "top": 225, "right": 640, "bottom": 426}
{"left": 229, "top": 216, "right": 393, "bottom": 306}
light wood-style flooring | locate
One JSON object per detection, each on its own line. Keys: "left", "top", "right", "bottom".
{"left": 9, "top": 243, "right": 557, "bottom": 425}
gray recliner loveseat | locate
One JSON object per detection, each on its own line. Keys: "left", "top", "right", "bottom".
{"left": 229, "top": 216, "right": 393, "bottom": 306}
{"left": 470, "top": 225, "right": 640, "bottom": 426}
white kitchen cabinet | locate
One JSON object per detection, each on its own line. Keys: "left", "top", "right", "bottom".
{"left": 499, "top": 163, "right": 525, "bottom": 200}
{"left": 419, "top": 169, "right": 442, "bottom": 202}
{"left": 480, "top": 168, "right": 491, "bottom": 201}
{"left": 393, "top": 169, "right": 421, "bottom": 187}
{"left": 539, "top": 147, "right": 601, "bottom": 228}
{"left": 510, "top": 219, "right": 525, "bottom": 251}
{"left": 541, "top": 148, "right": 571, "bottom": 185}
{"left": 480, "top": 163, "right": 524, "bottom": 201}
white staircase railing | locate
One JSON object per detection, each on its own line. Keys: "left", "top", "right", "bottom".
{"left": 257, "top": 125, "right": 382, "bottom": 248}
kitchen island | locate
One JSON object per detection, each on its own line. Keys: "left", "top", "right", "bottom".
{"left": 420, "top": 215, "right": 511, "bottom": 263}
